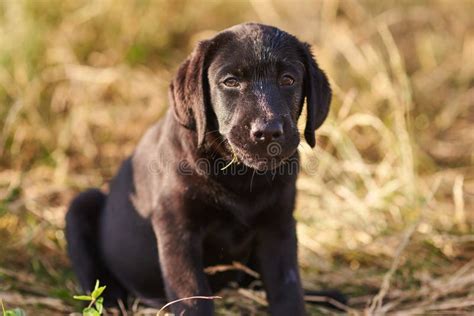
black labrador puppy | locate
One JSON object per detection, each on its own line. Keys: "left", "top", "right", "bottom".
{"left": 66, "top": 23, "right": 334, "bottom": 315}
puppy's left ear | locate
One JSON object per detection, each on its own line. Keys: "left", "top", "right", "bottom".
{"left": 169, "top": 40, "right": 213, "bottom": 147}
{"left": 300, "top": 43, "right": 332, "bottom": 148}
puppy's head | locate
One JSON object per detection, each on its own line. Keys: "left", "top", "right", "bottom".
{"left": 169, "top": 23, "right": 331, "bottom": 170}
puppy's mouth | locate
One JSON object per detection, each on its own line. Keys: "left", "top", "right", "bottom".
{"left": 224, "top": 139, "right": 295, "bottom": 171}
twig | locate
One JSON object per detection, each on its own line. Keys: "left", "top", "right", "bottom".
{"left": 204, "top": 261, "right": 260, "bottom": 279}
{"left": 0, "top": 291, "right": 71, "bottom": 312}
{"left": 304, "top": 295, "right": 355, "bottom": 313}
{"left": 117, "top": 298, "right": 128, "bottom": 316}
{"left": 156, "top": 296, "right": 221, "bottom": 315}
{"left": 367, "top": 223, "right": 418, "bottom": 315}
{"left": 238, "top": 288, "right": 268, "bottom": 306}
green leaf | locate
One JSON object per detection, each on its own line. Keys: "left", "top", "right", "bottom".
{"left": 91, "top": 285, "right": 106, "bottom": 299}
{"left": 73, "top": 295, "right": 93, "bottom": 301}
{"left": 95, "top": 297, "right": 104, "bottom": 314}
{"left": 83, "top": 307, "right": 100, "bottom": 316}
{"left": 13, "top": 308, "right": 26, "bottom": 316}
{"left": 4, "top": 308, "right": 26, "bottom": 316}
{"left": 93, "top": 280, "right": 100, "bottom": 291}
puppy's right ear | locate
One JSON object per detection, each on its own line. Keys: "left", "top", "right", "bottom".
{"left": 169, "top": 41, "right": 213, "bottom": 147}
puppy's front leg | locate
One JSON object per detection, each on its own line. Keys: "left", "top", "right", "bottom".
{"left": 152, "top": 212, "right": 213, "bottom": 315}
{"left": 256, "top": 217, "right": 306, "bottom": 316}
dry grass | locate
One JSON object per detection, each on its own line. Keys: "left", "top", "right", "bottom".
{"left": 0, "top": 0, "right": 473, "bottom": 315}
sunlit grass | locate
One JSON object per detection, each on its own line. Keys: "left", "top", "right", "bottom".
{"left": 0, "top": 0, "right": 473, "bottom": 314}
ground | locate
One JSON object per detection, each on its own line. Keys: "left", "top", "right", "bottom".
{"left": 0, "top": 0, "right": 473, "bottom": 315}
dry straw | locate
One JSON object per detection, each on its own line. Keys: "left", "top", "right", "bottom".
{"left": 0, "top": 0, "right": 472, "bottom": 314}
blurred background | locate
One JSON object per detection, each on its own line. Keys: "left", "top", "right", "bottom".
{"left": 0, "top": 0, "right": 473, "bottom": 314}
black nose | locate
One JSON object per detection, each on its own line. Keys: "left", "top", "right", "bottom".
{"left": 251, "top": 120, "right": 284, "bottom": 142}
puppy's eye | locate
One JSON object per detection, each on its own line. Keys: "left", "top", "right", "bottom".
{"left": 280, "top": 75, "right": 295, "bottom": 86}
{"left": 223, "top": 78, "right": 240, "bottom": 88}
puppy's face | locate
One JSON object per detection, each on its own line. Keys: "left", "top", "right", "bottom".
{"left": 169, "top": 23, "right": 331, "bottom": 171}
{"left": 208, "top": 26, "right": 305, "bottom": 170}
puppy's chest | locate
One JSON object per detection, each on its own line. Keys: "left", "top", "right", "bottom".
{"left": 198, "top": 181, "right": 280, "bottom": 226}
{"left": 203, "top": 219, "right": 256, "bottom": 260}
